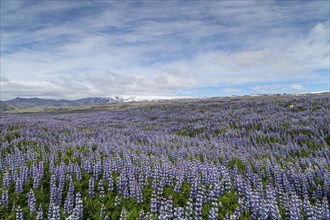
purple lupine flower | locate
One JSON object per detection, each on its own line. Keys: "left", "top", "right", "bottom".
{"left": 313, "top": 199, "right": 323, "bottom": 219}
{"left": 48, "top": 202, "right": 54, "bottom": 220}
{"left": 88, "top": 177, "right": 95, "bottom": 198}
{"left": 138, "top": 172, "right": 145, "bottom": 189}
{"left": 98, "top": 179, "right": 105, "bottom": 199}
{"left": 16, "top": 205, "right": 24, "bottom": 220}
{"left": 139, "top": 209, "right": 145, "bottom": 220}
{"left": 173, "top": 207, "right": 184, "bottom": 219}
{"left": 73, "top": 192, "right": 83, "bottom": 220}
{"left": 165, "top": 196, "right": 173, "bottom": 218}
{"left": 321, "top": 197, "right": 330, "bottom": 219}
{"left": 123, "top": 185, "right": 129, "bottom": 200}
{"left": 83, "top": 160, "right": 91, "bottom": 174}
{"left": 303, "top": 195, "right": 313, "bottom": 218}
{"left": 174, "top": 178, "right": 183, "bottom": 193}
{"left": 185, "top": 198, "right": 193, "bottom": 220}
{"left": 208, "top": 207, "right": 218, "bottom": 220}
{"left": 289, "top": 193, "right": 302, "bottom": 219}
{"left": 223, "top": 173, "right": 232, "bottom": 192}
{"left": 2, "top": 170, "right": 10, "bottom": 188}
{"left": 107, "top": 174, "right": 114, "bottom": 192}
{"left": 15, "top": 178, "right": 23, "bottom": 194}
{"left": 194, "top": 187, "right": 204, "bottom": 220}
{"left": 136, "top": 186, "right": 143, "bottom": 204}
{"left": 75, "top": 164, "right": 82, "bottom": 182}
{"left": 1, "top": 190, "right": 9, "bottom": 209}
{"left": 49, "top": 175, "right": 57, "bottom": 204}
{"left": 258, "top": 198, "right": 268, "bottom": 220}
{"left": 114, "top": 196, "right": 121, "bottom": 207}
{"left": 313, "top": 185, "right": 323, "bottom": 200}
{"left": 64, "top": 178, "right": 75, "bottom": 215}
{"left": 27, "top": 189, "right": 37, "bottom": 216}
{"left": 100, "top": 204, "right": 106, "bottom": 218}
{"left": 266, "top": 185, "right": 280, "bottom": 220}
{"left": 52, "top": 205, "right": 60, "bottom": 220}
{"left": 189, "top": 179, "right": 198, "bottom": 200}
{"left": 119, "top": 207, "right": 127, "bottom": 220}
{"left": 159, "top": 196, "right": 167, "bottom": 215}
{"left": 150, "top": 193, "right": 158, "bottom": 215}
{"left": 36, "top": 203, "right": 43, "bottom": 220}
{"left": 214, "top": 182, "right": 223, "bottom": 197}
{"left": 158, "top": 213, "right": 170, "bottom": 220}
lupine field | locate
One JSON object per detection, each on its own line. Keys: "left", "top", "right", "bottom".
{"left": 0, "top": 94, "right": 329, "bottom": 220}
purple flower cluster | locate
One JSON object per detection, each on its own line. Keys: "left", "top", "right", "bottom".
{"left": 0, "top": 94, "right": 329, "bottom": 219}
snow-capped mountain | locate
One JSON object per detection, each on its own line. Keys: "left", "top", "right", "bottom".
{"left": 1, "top": 96, "right": 180, "bottom": 111}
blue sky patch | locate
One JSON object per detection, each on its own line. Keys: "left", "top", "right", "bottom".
{"left": 0, "top": 0, "right": 329, "bottom": 100}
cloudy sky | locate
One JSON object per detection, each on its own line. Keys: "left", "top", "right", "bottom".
{"left": 1, "top": 0, "right": 329, "bottom": 100}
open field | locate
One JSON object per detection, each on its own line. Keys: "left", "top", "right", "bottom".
{"left": 0, "top": 93, "right": 329, "bottom": 219}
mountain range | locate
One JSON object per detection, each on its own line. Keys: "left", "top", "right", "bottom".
{"left": 0, "top": 96, "right": 143, "bottom": 112}
{"left": 1, "top": 92, "right": 328, "bottom": 113}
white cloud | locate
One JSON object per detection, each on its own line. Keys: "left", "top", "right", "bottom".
{"left": 251, "top": 83, "right": 305, "bottom": 94}
{"left": 218, "top": 88, "right": 242, "bottom": 93}
{"left": 251, "top": 85, "right": 284, "bottom": 94}
{"left": 0, "top": 1, "right": 329, "bottom": 100}
{"left": 0, "top": 79, "right": 95, "bottom": 99}
{"left": 215, "top": 49, "right": 302, "bottom": 78}
{"left": 290, "top": 84, "right": 304, "bottom": 91}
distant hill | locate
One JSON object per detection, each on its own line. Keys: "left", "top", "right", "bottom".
{"left": 0, "top": 101, "right": 16, "bottom": 112}
{"left": 1, "top": 92, "right": 329, "bottom": 113}
{"left": 2, "top": 96, "right": 132, "bottom": 111}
